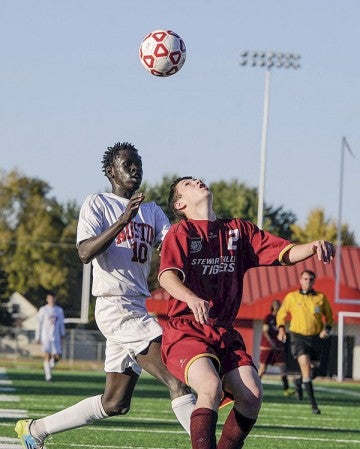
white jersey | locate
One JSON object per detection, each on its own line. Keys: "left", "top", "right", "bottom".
{"left": 77, "top": 193, "right": 170, "bottom": 298}
{"left": 36, "top": 304, "right": 65, "bottom": 343}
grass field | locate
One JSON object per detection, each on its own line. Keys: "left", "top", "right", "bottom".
{"left": 1, "top": 363, "right": 359, "bottom": 449}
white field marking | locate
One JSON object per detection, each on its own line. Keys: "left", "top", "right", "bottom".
{"left": 250, "top": 434, "right": 360, "bottom": 444}
{"left": 73, "top": 426, "right": 360, "bottom": 442}
{"left": 0, "top": 409, "right": 28, "bottom": 418}
{"left": 0, "top": 437, "right": 23, "bottom": 449}
{"left": 0, "top": 380, "right": 12, "bottom": 385}
{"left": 0, "top": 395, "right": 20, "bottom": 402}
{"left": 316, "top": 386, "right": 360, "bottom": 397}
{"left": 262, "top": 379, "right": 360, "bottom": 397}
{"left": 0, "top": 439, "right": 23, "bottom": 449}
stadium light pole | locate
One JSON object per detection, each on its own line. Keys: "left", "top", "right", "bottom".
{"left": 334, "top": 137, "right": 356, "bottom": 305}
{"left": 240, "top": 51, "right": 301, "bottom": 229}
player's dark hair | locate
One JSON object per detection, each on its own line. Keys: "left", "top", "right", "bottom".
{"left": 101, "top": 142, "right": 139, "bottom": 177}
{"left": 271, "top": 299, "right": 281, "bottom": 312}
{"left": 168, "top": 176, "right": 193, "bottom": 219}
{"left": 45, "top": 290, "right": 56, "bottom": 297}
{"left": 301, "top": 269, "right": 316, "bottom": 279}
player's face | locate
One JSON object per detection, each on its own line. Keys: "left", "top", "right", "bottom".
{"left": 46, "top": 295, "right": 56, "bottom": 306}
{"left": 109, "top": 149, "right": 143, "bottom": 197}
{"left": 300, "top": 273, "right": 315, "bottom": 291}
{"left": 174, "top": 178, "right": 211, "bottom": 209}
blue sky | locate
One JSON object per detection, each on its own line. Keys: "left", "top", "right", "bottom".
{"left": 1, "top": 1, "right": 359, "bottom": 243}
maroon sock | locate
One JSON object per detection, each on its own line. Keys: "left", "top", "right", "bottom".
{"left": 190, "top": 407, "right": 218, "bottom": 449}
{"left": 217, "top": 408, "right": 256, "bottom": 449}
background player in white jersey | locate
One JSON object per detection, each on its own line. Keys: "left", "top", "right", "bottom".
{"left": 36, "top": 291, "right": 65, "bottom": 381}
{"left": 15, "top": 142, "right": 195, "bottom": 449}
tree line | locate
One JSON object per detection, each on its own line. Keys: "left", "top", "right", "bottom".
{"left": 0, "top": 169, "right": 356, "bottom": 326}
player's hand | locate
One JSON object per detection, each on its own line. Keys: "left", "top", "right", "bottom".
{"left": 187, "top": 297, "right": 210, "bottom": 324}
{"left": 310, "top": 240, "right": 335, "bottom": 264}
{"left": 121, "top": 193, "right": 145, "bottom": 222}
{"left": 319, "top": 329, "right": 330, "bottom": 339}
{"left": 277, "top": 328, "right": 286, "bottom": 343}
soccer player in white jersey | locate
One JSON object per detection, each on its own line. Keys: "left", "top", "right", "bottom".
{"left": 15, "top": 142, "right": 195, "bottom": 449}
{"left": 36, "top": 291, "right": 65, "bottom": 381}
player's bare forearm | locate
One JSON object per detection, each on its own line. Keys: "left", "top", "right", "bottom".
{"left": 283, "top": 240, "right": 335, "bottom": 265}
{"left": 159, "top": 270, "right": 210, "bottom": 324}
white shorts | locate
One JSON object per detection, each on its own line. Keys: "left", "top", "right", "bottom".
{"left": 42, "top": 339, "right": 63, "bottom": 356}
{"left": 95, "top": 295, "right": 163, "bottom": 374}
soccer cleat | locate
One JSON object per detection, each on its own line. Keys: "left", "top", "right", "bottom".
{"left": 14, "top": 419, "right": 45, "bottom": 449}
{"left": 294, "top": 378, "right": 303, "bottom": 401}
{"left": 283, "top": 388, "right": 295, "bottom": 397}
{"left": 312, "top": 407, "right": 321, "bottom": 414}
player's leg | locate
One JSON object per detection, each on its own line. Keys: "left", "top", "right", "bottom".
{"left": 257, "top": 362, "right": 267, "bottom": 379}
{"left": 136, "top": 337, "right": 195, "bottom": 435}
{"left": 218, "top": 365, "right": 263, "bottom": 449}
{"left": 15, "top": 370, "right": 139, "bottom": 449}
{"left": 43, "top": 352, "right": 52, "bottom": 382}
{"left": 185, "top": 357, "right": 222, "bottom": 449}
{"left": 278, "top": 362, "right": 294, "bottom": 396}
{"left": 297, "top": 353, "right": 320, "bottom": 413}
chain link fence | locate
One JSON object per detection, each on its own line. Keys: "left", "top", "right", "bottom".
{"left": 0, "top": 327, "right": 105, "bottom": 363}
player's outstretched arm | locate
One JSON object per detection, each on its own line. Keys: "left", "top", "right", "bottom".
{"left": 283, "top": 240, "right": 335, "bottom": 265}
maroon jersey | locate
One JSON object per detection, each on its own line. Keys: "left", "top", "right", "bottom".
{"left": 260, "top": 313, "right": 284, "bottom": 350}
{"left": 159, "top": 218, "right": 293, "bottom": 324}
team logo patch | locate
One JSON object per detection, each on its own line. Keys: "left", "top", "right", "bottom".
{"left": 190, "top": 238, "right": 202, "bottom": 253}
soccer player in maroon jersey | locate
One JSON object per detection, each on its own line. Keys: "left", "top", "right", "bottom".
{"left": 158, "top": 176, "right": 335, "bottom": 449}
{"left": 258, "top": 299, "right": 294, "bottom": 396}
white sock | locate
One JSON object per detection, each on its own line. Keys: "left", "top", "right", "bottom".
{"left": 31, "top": 395, "right": 108, "bottom": 440}
{"left": 49, "top": 358, "right": 55, "bottom": 369}
{"left": 171, "top": 393, "right": 196, "bottom": 435}
{"left": 43, "top": 360, "right": 51, "bottom": 381}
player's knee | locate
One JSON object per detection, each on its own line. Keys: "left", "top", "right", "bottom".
{"left": 197, "top": 377, "right": 223, "bottom": 405}
{"left": 167, "top": 377, "right": 192, "bottom": 398}
{"left": 102, "top": 398, "right": 131, "bottom": 416}
{"left": 235, "top": 386, "right": 263, "bottom": 415}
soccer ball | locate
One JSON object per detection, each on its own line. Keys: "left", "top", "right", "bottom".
{"left": 139, "top": 29, "right": 186, "bottom": 77}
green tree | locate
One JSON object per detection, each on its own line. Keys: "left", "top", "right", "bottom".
{"left": 290, "top": 208, "right": 357, "bottom": 245}
{"left": 0, "top": 170, "right": 82, "bottom": 313}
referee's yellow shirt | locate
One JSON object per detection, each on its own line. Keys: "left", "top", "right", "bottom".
{"left": 276, "top": 290, "right": 334, "bottom": 336}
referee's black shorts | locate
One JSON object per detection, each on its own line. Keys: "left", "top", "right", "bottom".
{"left": 290, "top": 332, "right": 321, "bottom": 360}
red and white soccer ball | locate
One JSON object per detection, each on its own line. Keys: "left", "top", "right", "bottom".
{"left": 139, "top": 29, "right": 186, "bottom": 77}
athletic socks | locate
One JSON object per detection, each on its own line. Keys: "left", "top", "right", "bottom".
{"left": 30, "top": 395, "right": 108, "bottom": 440}
{"left": 281, "top": 375, "right": 289, "bottom": 391}
{"left": 217, "top": 408, "right": 256, "bottom": 449}
{"left": 43, "top": 360, "right": 52, "bottom": 381}
{"left": 171, "top": 393, "right": 196, "bottom": 435}
{"left": 303, "top": 380, "right": 319, "bottom": 410}
{"left": 190, "top": 408, "right": 218, "bottom": 449}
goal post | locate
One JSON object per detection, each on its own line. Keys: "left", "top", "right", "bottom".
{"left": 337, "top": 311, "right": 360, "bottom": 382}
{"left": 64, "top": 263, "right": 91, "bottom": 324}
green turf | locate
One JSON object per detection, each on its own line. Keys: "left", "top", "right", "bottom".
{"left": 1, "top": 366, "right": 359, "bottom": 449}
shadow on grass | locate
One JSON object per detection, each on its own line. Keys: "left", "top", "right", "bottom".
{"left": 7, "top": 369, "right": 172, "bottom": 399}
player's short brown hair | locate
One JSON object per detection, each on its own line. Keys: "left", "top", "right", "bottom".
{"left": 168, "top": 176, "right": 193, "bottom": 219}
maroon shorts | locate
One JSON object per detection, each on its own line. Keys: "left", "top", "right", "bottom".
{"left": 259, "top": 347, "right": 285, "bottom": 365}
{"left": 161, "top": 317, "right": 255, "bottom": 385}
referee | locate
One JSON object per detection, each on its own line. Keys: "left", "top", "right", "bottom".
{"left": 277, "top": 269, "right": 333, "bottom": 414}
